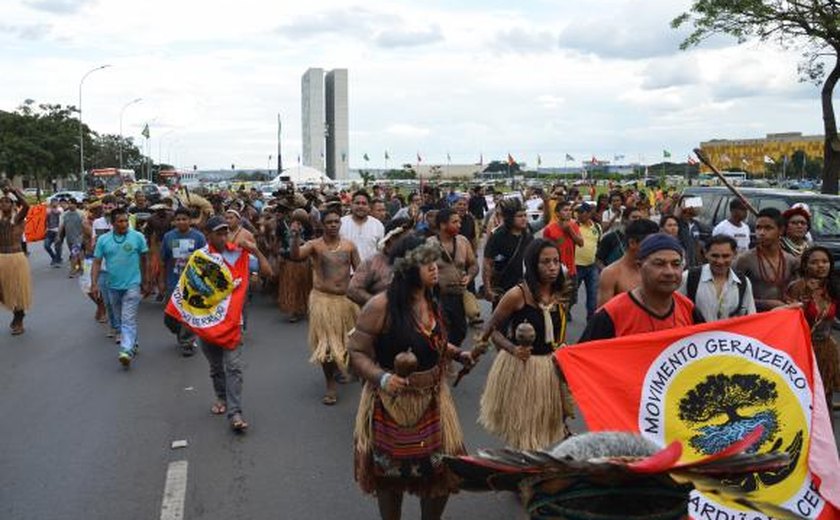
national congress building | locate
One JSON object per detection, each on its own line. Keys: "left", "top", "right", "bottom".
{"left": 301, "top": 67, "right": 349, "bottom": 180}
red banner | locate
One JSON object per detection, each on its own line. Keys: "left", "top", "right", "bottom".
{"left": 24, "top": 203, "right": 46, "bottom": 242}
{"left": 556, "top": 309, "right": 840, "bottom": 519}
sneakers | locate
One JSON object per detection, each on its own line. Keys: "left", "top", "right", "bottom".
{"left": 118, "top": 351, "right": 132, "bottom": 368}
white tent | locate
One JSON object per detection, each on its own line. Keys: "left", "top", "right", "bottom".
{"left": 268, "top": 165, "right": 331, "bottom": 186}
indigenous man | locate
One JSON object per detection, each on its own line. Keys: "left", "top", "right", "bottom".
{"left": 734, "top": 207, "right": 799, "bottom": 312}
{"left": 291, "top": 206, "right": 361, "bottom": 405}
{"left": 225, "top": 208, "right": 255, "bottom": 249}
{"left": 340, "top": 190, "right": 384, "bottom": 262}
{"left": 580, "top": 233, "right": 705, "bottom": 342}
{"left": 431, "top": 208, "right": 478, "bottom": 346}
{"left": 0, "top": 183, "right": 31, "bottom": 335}
{"left": 595, "top": 206, "right": 644, "bottom": 268}
{"left": 482, "top": 198, "right": 533, "bottom": 307}
{"left": 91, "top": 207, "right": 149, "bottom": 367}
{"left": 596, "top": 219, "right": 659, "bottom": 307}
{"left": 347, "top": 218, "right": 411, "bottom": 307}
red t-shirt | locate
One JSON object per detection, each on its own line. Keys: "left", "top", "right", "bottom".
{"left": 543, "top": 220, "right": 580, "bottom": 276}
{"left": 603, "top": 291, "right": 696, "bottom": 336}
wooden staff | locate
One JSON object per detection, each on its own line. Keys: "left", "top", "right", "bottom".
{"left": 693, "top": 148, "right": 758, "bottom": 216}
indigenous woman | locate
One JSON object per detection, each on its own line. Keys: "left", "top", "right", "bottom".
{"left": 0, "top": 184, "right": 31, "bottom": 335}
{"left": 781, "top": 205, "right": 812, "bottom": 257}
{"left": 659, "top": 214, "right": 680, "bottom": 239}
{"left": 349, "top": 234, "right": 474, "bottom": 520}
{"left": 786, "top": 246, "right": 839, "bottom": 410}
{"left": 478, "top": 238, "right": 574, "bottom": 450}
{"left": 276, "top": 206, "right": 313, "bottom": 322}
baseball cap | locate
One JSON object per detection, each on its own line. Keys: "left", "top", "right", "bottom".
{"left": 576, "top": 202, "right": 593, "bottom": 213}
{"left": 206, "top": 215, "right": 229, "bottom": 232}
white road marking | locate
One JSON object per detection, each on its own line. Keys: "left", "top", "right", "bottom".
{"left": 171, "top": 439, "right": 189, "bottom": 449}
{"left": 160, "top": 460, "right": 188, "bottom": 520}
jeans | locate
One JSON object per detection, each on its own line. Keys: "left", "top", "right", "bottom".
{"left": 98, "top": 270, "right": 118, "bottom": 330}
{"left": 109, "top": 285, "right": 142, "bottom": 354}
{"left": 199, "top": 339, "right": 243, "bottom": 418}
{"left": 44, "top": 230, "right": 62, "bottom": 264}
{"left": 575, "top": 264, "right": 600, "bottom": 320}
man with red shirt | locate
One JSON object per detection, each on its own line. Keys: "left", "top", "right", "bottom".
{"left": 578, "top": 233, "right": 704, "bottom": 342}
{"left": 543, "top": 200, "right": 583, "bottom": 278}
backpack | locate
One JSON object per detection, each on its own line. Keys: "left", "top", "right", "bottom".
{"left": 686, "top": 266, "right": 748, "bottom": 318}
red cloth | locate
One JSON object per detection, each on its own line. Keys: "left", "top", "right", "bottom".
{"left": 25, "top": 204, "right": 46, "bottom": 242}
{"left": 543, "top": 220, "right": 579, "bottom": 276}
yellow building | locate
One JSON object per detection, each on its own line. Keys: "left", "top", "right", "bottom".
{"left": 699, "top": 132, "right": 823, "bottom": 175}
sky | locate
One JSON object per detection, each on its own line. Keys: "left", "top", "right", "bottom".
{"left": 0, "top": 0, "right": 831, "bottom": 171}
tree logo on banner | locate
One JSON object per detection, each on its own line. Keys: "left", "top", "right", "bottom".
{"left": 638, "top": 331, "right": 823, "bottom": 519}
{"left": 173, "top": 248, "right": 237, "bottom": 326}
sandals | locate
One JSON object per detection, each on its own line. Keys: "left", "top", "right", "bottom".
{"left": 230, "top": 413, "right": 249, "bottom": 432}
{"left": 322, "top": 392, "right": 338, "bottom": 406}
{"left": 10, "top": 323, "right": 24, "bottom": 336}
{"left": 211, "top": 401, "right": 227, "bottom": 415}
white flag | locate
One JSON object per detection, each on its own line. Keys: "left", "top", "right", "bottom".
{"left": 764, "top": 155, "right": 775, "bottom": 164}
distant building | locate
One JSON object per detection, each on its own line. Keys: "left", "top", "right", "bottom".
{"left": 301, "top": 68, "right": 325, "bottom": 173}
{"left": 300, "top": 67, "right": 349, "bottom": 180}
{"left": 699, "top": 132, "right": 823, "bottom": 175}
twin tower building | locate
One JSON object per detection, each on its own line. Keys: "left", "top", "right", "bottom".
{"left": 301, "top": 68, "right": 349, "bottom": 180}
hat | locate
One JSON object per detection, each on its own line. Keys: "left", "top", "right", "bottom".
{"left": 783, "top": 206, "right": 811, "bottom": 228}
{"left": 576, "top": 202, "right": 593, "bottom": 213}
{"left": 206, "top": 215, "right": 229, "bottom": 232}
{"left": 637, "top": 233, "right": 684, "bottom": 260}
{"left": 224, "top": 208, "right": 241, "bottom": 220}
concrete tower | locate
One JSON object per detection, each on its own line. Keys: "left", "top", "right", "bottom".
{"left": 325, "top": 69, "right": 349, "bottom": 180}
{"left": 301, "top": 68, "right": 325, "bottom": 172}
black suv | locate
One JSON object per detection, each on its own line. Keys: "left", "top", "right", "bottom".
{"left": 681, "top": 187, "right": 840, "bottom": 268}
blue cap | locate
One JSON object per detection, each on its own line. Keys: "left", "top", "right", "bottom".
{"left": 637, "top": 233, "right": 684, "bottom": 259}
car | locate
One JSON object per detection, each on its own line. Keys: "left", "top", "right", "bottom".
{"left": 48, "top": 191, "right": 86, "bottom": 203}
{"left": 681, "top": 186, "right": 840, "bottom": 268}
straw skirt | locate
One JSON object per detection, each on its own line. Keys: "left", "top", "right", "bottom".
{"left": 307, "top": 289, "right": 359, "bottom": 371}
{"left": 0, "top": 252, "right": 32, "bottom": 311}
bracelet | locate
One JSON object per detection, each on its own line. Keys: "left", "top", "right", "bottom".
{"left": 379, "top": 372, "right": 392, "bottom": 389}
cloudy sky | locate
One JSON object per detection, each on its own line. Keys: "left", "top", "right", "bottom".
{"left": 0, "top": 0, "right": 828, "bottom": 171}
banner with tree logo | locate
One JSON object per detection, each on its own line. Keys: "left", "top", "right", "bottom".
{"left": 556, "top": 309, "right": 840, "bottom": 519}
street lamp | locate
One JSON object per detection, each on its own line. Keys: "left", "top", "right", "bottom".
{"left": 78, "top": 64, "right": 111, "bottom": 191}
{"left": 119, "top": 97, "right": 142, "bottom": 169}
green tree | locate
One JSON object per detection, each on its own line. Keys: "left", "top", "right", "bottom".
{"left": 672, "top": 1, "right": 840, "bottom": 194}
{"left": 89, "top": 134, "right": 145, "bottom": 171}
{"left": 359, "top": 170, "right": 375, "bottom": 187}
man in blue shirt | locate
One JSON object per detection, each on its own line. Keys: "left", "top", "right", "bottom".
{"left": 160, "top": 207, "right": 206, "bottom": 355}
{"left": 91, "top": 207, "right": 149, "bottom": 368}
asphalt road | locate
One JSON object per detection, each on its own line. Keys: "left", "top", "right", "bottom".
{"left": 0, "top": 247, "right": 589, "bottom": 520}
{"left": 1, "top": 247, "right": 837, "bottom": 520}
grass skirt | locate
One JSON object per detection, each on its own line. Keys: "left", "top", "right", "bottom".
{"left": 479, "top": 350, "right": 568, "bottom": 451}
{"left": 277, "top": 258, "right": 312, "bottom": 316}
{"left": 354, "top": 381, "right": 465, "bottom": 497}
{"left": 0, "top": 252, "right": 32, "bottom": 311}
{"left": 813, "top": 334, "right": 840, "bottom": 394}
{"left": 307, "top": 289, "right": 359, "bottom": 371}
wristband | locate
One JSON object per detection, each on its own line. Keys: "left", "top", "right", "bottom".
{"left": 379, "top": 372, "right": 392, "bottom": 389}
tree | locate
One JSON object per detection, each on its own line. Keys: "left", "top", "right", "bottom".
{"left": 679, "top": 374, "right": 778, "bottom": 424}
{"left": 89, "top": 134, "right": 145, "bottom": 171}
{"left": 359, "top": 170, "right": 375, "bottom": 187}
{"left": 672, "top": 1, "right": 840, "bottom": 194}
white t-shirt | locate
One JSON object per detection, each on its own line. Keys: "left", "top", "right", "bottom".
{"left": 92, "top": 217, "right": 112, "bottom": 269}
{"left": 712, "top": 219, "right": 750, "bottom": 253}
{"left": 340, "top": 215, "right": 384, "bottom": 262}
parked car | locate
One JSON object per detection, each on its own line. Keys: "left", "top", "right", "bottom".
{"left": 48, "top": 191, "right": 86, "bottom": 203}
{"left": 681, "top": 186, "right": 840, "bottom": 268}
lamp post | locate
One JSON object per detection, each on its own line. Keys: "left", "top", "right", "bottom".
{"left": 119, "top": 97, "right": 142, "bottom": 169}
{"left": 78, "top": 64, "right": 111, "bottom": 191}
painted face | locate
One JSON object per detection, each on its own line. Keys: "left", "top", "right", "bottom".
{"left": 706, "top": 242, "right": 736, "bottom": 277}
{"left": 113, "top": 214, "right": 130, "bottom": 234}
{"left": 419, "top": 261, "right": 439, "bottom": 288}
{"left": 322, "top": 213, "right": 341, "bottom": 236}
{"left": 806, "top": 250, "right": 831, "bottom": 279}
{"left": 662, "top": 218, "right": 679, "bottom": 237}
{"left": 786, "top": 215, "right": 809, "bottom": 239}
{"left": 351, "top": 196, "right": 369, "bottom": 219}
{"left": 640, "top": 250, "right": 683, "bottom": 295}
{"left": 537, "top": 246, "right": 561, "bottom": 283}
{"left": 755, "top": 217, "right": 781, "bottom": 246}
{"left": 102, "top": 202, "right": 115, "bottom": 215}
{"left": 446, "top": 214, "right": 462, "bottom": 235}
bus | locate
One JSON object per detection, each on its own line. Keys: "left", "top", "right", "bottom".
{"left": 88, "top": 168, "right": 136, "bottom": 194}
{"left": 159, "top": 169, "right": 200, "bottom": 189}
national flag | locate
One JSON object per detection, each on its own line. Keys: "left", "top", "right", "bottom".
{"left": 384, "top": 150, "right": 390, "bottom": 160}
{"left": 447, "top": 152, "right": 451, "bottom": 162}
{"left": 565, "top": 153, "right": 575, "bottom": 162}
{"left": 141, "top": 123, "right": 150, "bottom": 139}
{"left": 764, "top": 155, "right": 775, "bottom": 165}
{"left": 417, "top": 152, "right": 422, "bottom": 164}
{"left": 165, "top": 246, "right": 250, "bottom": 349}
{"left": 687, "top": 155, "right": 699, "bottom": 166}
{"left": 507, "top": 153, "right": 515, "bottom": 166}
{"left": 663, "top": 150, "right": 672, "bottom": 158}
{"left": 537, "top": 154, "right": 542, "bottom": 166}
{"left": 363, "top": 153, "right": 370, "bottom": 162}
{"left": 555, "top": 309, "right": 840, "bottom": 519}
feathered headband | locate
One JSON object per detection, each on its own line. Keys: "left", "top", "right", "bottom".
{"left": 392, "top": 241, "right": 440, "bottom": 274}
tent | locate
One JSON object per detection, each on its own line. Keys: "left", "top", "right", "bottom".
{"left": 268, "top": 165, "right": 331, "bottom": 186}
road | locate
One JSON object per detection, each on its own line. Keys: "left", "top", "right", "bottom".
{"left": 1, "top": 247, "right": 837, "bottom": 520}
{"left": 0, "top": 247, "right": 589, "bottom": 520}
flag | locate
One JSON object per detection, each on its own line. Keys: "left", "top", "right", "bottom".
{"left": 141, "top": 123, "right": 150, "bottom": 139}
{"left": 447, "top": 152, "right": 451, "bottom": 162}
{"left": 565, "top": 153, "right": 575, "bottom": 162}
{"left": 165, "top": 246, "right": 250, "bottom": 349}
{"left": 555, "top": 309, "right": 840, "bottom": 519}
{"left": 507, "top": 153, "right": 515, "bottom": 166}
{"left": 614, "top": 154, "right": 625, "bottom": 161}
{"left": 537, "top": 154, "right": 542, "bottom": 166}
{"left": 663, "top": 150, "right": 672, "bottom": 158}
{"left": 764, "top": 155, "right": 775, "bottom": 165}
{"left": 384, "top": 150, "right": 389, "bottom": 160}
{"left": 363, "top": 153, "right": 370, "bottom": 162}
{"left": 417, "top": 152, "right": 422, "bottom": 164}
{"left": 590, "top": 155, "right": 598, "bottom": 165}
{"left": 297, "top": 154, "right": 301, "bottom": 164}
{"left": 687, "top": 155, "right": 699, "bottom": 166}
